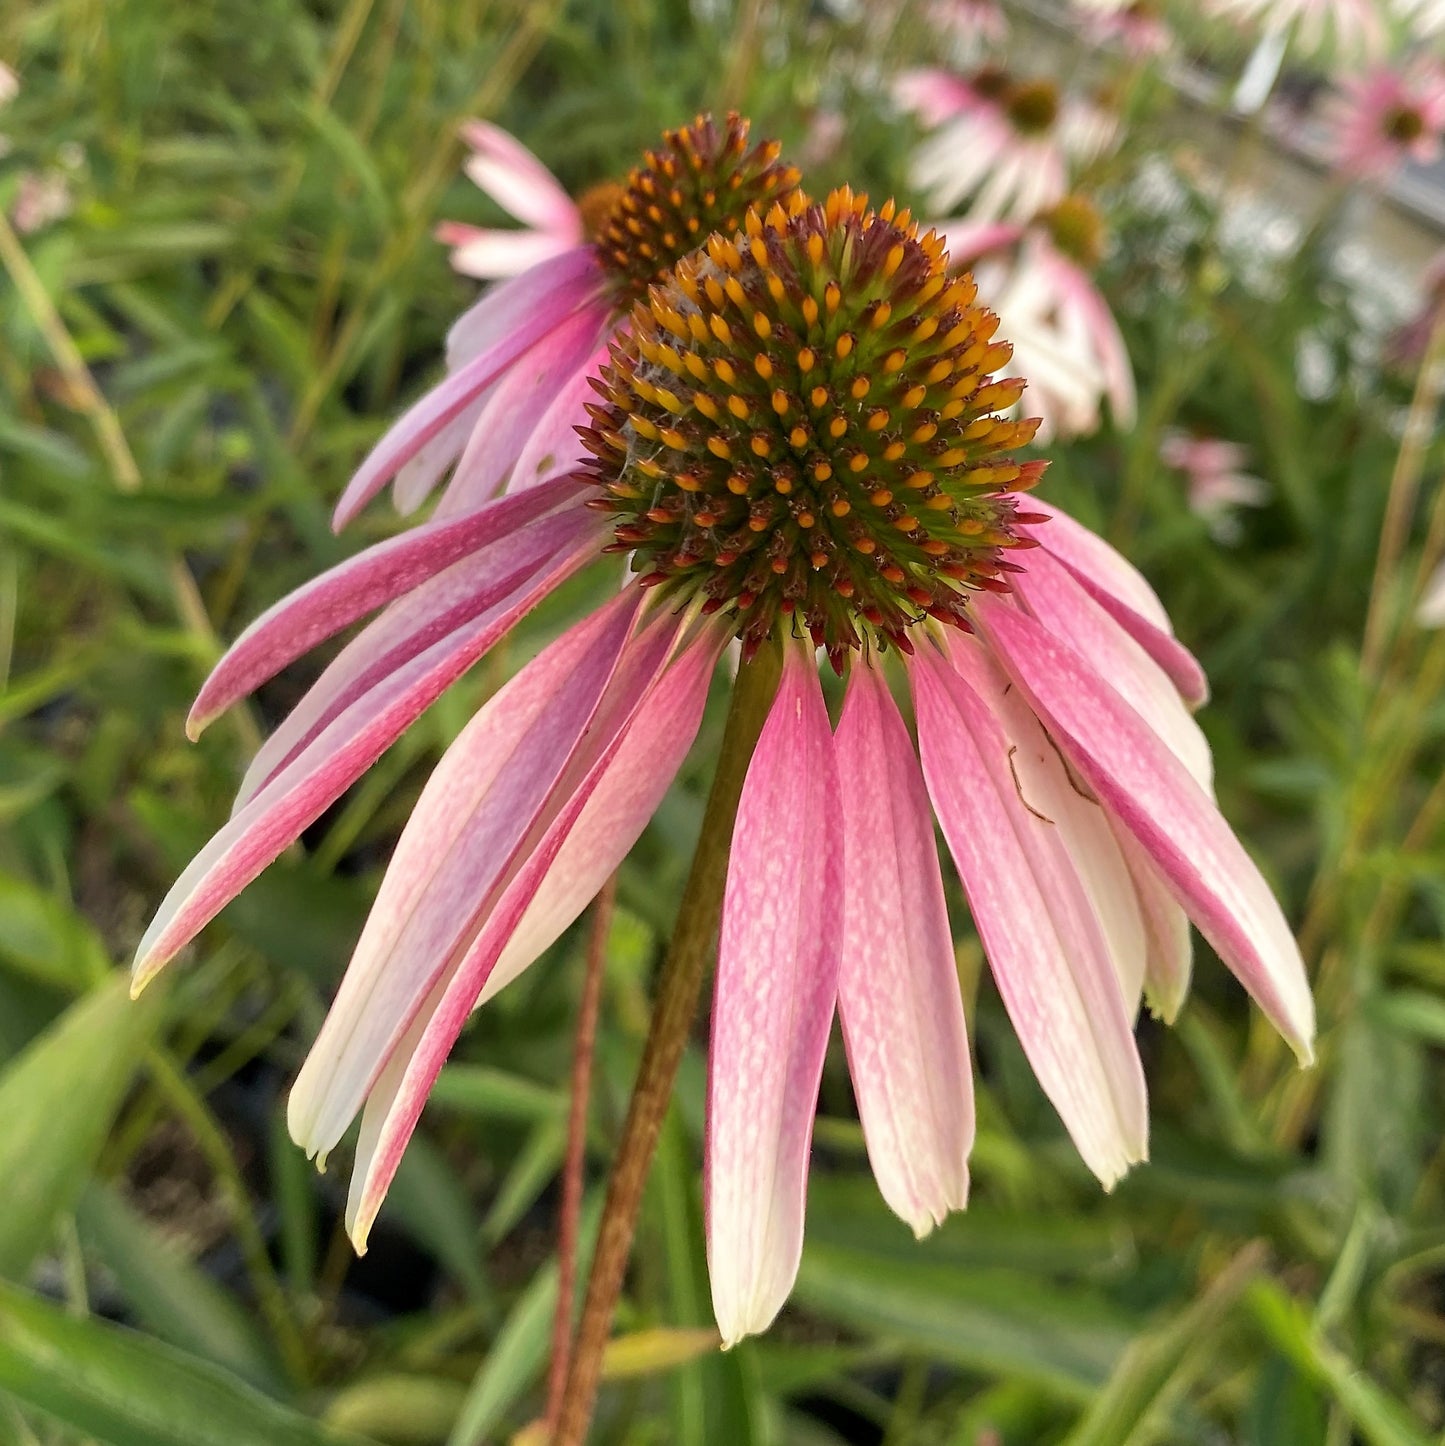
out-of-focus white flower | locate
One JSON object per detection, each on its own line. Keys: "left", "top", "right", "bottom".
{"left": 0, "top": 61, "right": 18, "bottom": 107}
{"left": 1323, "top": 61, "right": 1445, "bottom": 184}
{"left": 1205, "top": 0, "right": 1383, "bottom": 59}
{"left": 1419, "top": 562, "right": 1445, "bottom": 627}
{"left": 941, "top": 198, "right": 1136, "bottom": 441}
{"left": 1393, "top": 0, "right": 1445, "bottom": 40}
{"left": 898, "top": 67, "right": 1114, "bottom": 226}
{"left": 1160, "top": 433, "right": 1268, "bottom": 542}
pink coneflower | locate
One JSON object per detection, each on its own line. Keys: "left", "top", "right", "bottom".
{"left": 941, "top": 197, "right": 1136, "bottom": 441}
{"left": 1206, "top": 0, "right": 1383, "bottom": 58}
{"left": 135, "top": 185, "right": 1312, "bottom": 1346}
{"left": 330, "top": 115, "right": 799, "bottom": 528}
{"left": 1324, "top": 61, "right": 1445, "bottom": 184}
{"left": 1160, "top": 432, "right": 1268, "bottom": 542}
{"left": 897, "top": 67, "right": 1109, "bottom": 226}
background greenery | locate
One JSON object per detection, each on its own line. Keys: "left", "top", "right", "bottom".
{"left": 2, "top": 0, "right": 1444, "bottom": 1441}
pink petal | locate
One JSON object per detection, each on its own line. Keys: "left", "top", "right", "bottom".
{"left": 388, "top": 384, "right": 496, "bottom": 514}
{"left": 1022, "top": 499, "right": 1171, "bottom": 630}
{"left": 1011, "top": 551, "right": 1213, "bottom": 794}
{"left": 446, "top": 227, "right": 579, "bottom": 283}
{"left": 339, "top": 624, "right": 724, "bottom": 1243}
{"left": 426, "top": 306, "right": 607, "bottom": 517}
{"left": 910, "top": 642, "right": 1148, "bottom": 1187}
{"left": 188, "top": 477, "right": 583, "bottom": 736}
{"left": 130, "top": 520, "right": 597, "bottom": 990}
{"left": 835, "top": 660, "right": 973, "bottom": 1237}
{"left": 331, "top": 248, "right": 603, "bottom": 529}
{"left": 707, "top": 646, "right": 842, "bottom": 1346}
{"left": 946, "top": 635, "right": 1149, "bottom": 1016}
{"left": 231, "top": 510, "right": 602, "bottom": 810}
{"left": 1112, "top": 823, "right": 1193, "bottom": 1023}
{"left": 1022, "top": 501, "right": 1209, "bottom": 708}
{"left": 288, "top": 589, "right": 650, "bottom": 1162}
{"left": 974, "top": 598, "right": 1315, "bottom": 1062}
{"left": 497, "top": 344, "right": 608, "bottom": 499}
{"left": 480, "top": 627, "right": 724, "bottom": 1004}
{"left": 458, "top": 120, "right": 582, "bottom": 237}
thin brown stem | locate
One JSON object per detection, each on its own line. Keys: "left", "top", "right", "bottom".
{"left": 550, "top": 645, "right": 783, "bottom": 1446}
{"left": 544, "top": 874, "right": 617, "bottom": 1429}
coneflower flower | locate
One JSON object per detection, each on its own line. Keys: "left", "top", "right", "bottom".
{"left": 897, "top": 67, "right": 1109, "bottom": 226}
{"left": 135, "top": 181, "right": 1312, "bottom": 1348}
{"left": 1160, "top": 431, "right": 1268, "bottom": 542}
{"left": 330, "top": 114, "right": 799, "bottom": 528}
{"left": 941, "top": 197, "right": 1136, "bottom": 441}
{"left": 1324, "top": 61, "right": 1445, "bottom": 184}
{"left": 131, "top": 118, "right": 801, "bottom": 1024}
{"left": 1205, "top": 0, "right": 1383, "bottom": 59}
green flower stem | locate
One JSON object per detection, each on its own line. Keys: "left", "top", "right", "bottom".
{"left": 551, "top": 643, "right": 783, "bottom": 1446}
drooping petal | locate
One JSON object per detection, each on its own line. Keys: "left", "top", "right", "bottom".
{"left": 975, "top": 598, "right": 1315, "bottom": 1062}
{"left": 1020, "top": 501, "right": 1209, "bottom": 708}
{"left": 188, "top": 477, "right": 582, "bottom": 736}
{"left": 708, "top": 646, "right": 842, "bottom": 1347}
{"left": 338, "top": 625, "right": 723, "bottom": 1244}
{"left": 331, "top": 248, "right": 603, "bottom": 528}
{"left": 458, "top": 120, "right": 582, "bottom": 236}
{"left": 1021, "top": 499, "right": 1170, "bottom": 629}
{"left": 1011, "top": 551, "right": 1213, "bottom": 794}
{"left": 288, "top": 589, "right": 650, "bottom": 1162}
{"left": 947, "top": 635, "right": 1148, "bottom": 1016}
{"left": 1111, "top": 822, "right": 1193, "bottom": 1023}
{"left": 130, "top": 518, "right": 597, "bottom": 990}
{"left": 910, "top": 642, "right": 1148, "bottom": 1187}
{"left": 438, "top": 225, "right": 579, "bottom": 282}
{"left": 423, "top": 306, "right": 606, "bottom": 516}
{"left": 479, "top": 628, "right": 724, "bottom": 1004}
{"left": 230, "top": 509, "right": 602, "bottom": 809}
{"left": 835, "top": 659, "right": 973, "bottom": 1237}
{"left": 442, "top": 247, "right": 595, "bottom": 375}
{"left": 496, "top": 345, "right": 608, "bottom": 499}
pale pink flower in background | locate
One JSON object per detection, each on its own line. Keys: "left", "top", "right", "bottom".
{"left": 1205, "top": 0, "right": 1383, "bottom": 59}
{"left": 898, "top": 67, "right": 1111, "bottom": 225}
{"left": 1418, "top": 562, "right": 1445, "bottom": 627}
{"left": 0, "top": 61, "right": 17, "bottom": 106}
{"left": 942, "top": 201, "right": 1136, "bottom": 441}
{"left": 1076, "top": 0, "right": 1174, "bottom": 58}
{"left": 1324, "top": 62, "right": 1445, "bottom": 183}
{"left": 929, "top": 0, "right": 1008, "bottom": 57}
{"left": 12, "top": 170, "right": 72, "bottom": 234}
{"left": 135, "top": 184, "right": 1312, "bottom": 1349}
{"left": 1160, "top": 432, "right": 1268, "bottom": 541}
{"left": 434, "top": 121, "right": 586, "bottom": 281}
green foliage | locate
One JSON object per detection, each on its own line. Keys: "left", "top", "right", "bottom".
{"left": 2, "top": 0, "right": 1443, "bottom": 1441}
